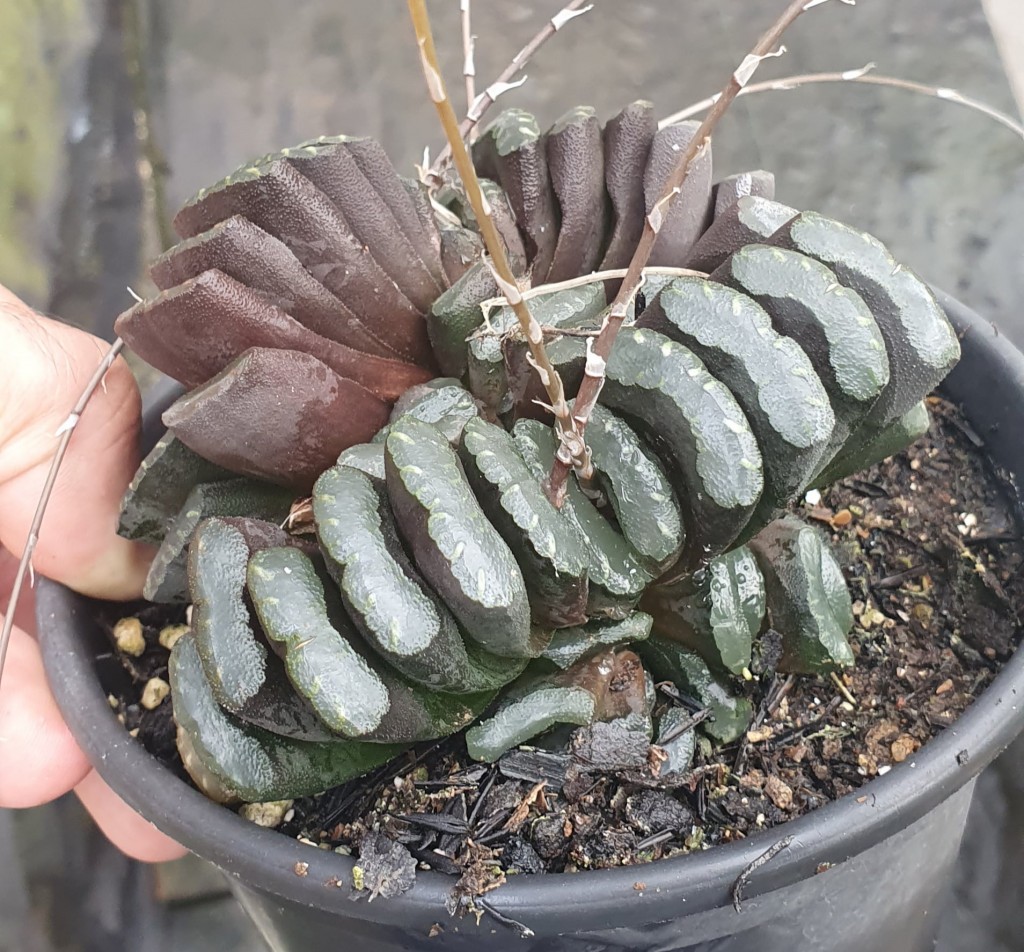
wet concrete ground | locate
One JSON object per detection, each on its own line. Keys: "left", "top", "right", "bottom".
{"left": 2, "top": 1, "right": 1023, "bottom": 949}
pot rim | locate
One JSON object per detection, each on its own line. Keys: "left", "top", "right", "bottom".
{"left": 37, "top": 294, "right": 1024, "bottom": 937}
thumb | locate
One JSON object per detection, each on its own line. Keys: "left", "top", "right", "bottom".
{"left": 0, "top": 286, "right": 152, "bottom": 600}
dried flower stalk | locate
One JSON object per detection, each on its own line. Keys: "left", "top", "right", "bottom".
{"left": 432, "top": 0, "right": 594, "bottom": 169}
{"left": 0, "top": 340, "right": 125, "bottom": 694}
{"left": 460, "top": 0, "right": 476, "bottom": 112}
{"left": 659, "top": 64, "right": 1024, "bottom": 142}
{"left": 546, "top": 0, "right": 854, "bottom": 500}
{"left": 408, "top": 0, "right": 582, "bottom": 504}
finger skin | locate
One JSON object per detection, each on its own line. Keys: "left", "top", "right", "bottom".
{"left": 0, "top": 623, "right": 91, "bottom": 807}
{"left": 0, "top": 285, "right": 174, "bottom": 861}
{"left": 75, "top": 769, "right": 188, "bottom": 863}
{"left": 0, "top": 285, "right": 152, "bottom": 600}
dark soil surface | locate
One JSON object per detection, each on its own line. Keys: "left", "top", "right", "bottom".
{"left": 104, "top": 397, "right": 1024, "bottom": 905}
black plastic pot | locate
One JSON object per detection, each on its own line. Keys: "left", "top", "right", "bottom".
{"left": 38, "top": 294, "right": 1024, "bottom": 952}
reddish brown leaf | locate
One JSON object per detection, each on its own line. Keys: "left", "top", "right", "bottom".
{"left": 172, "top": 160, "right": 433, "bottom": 365}
{"left": 115, "top": 270, "right": 432, "bottom": 401}
{"left": 163, "top": 347, "right": 389, "bottom": 490}
{"left": 149, "top": 216, "right": 402, "bottom": 360}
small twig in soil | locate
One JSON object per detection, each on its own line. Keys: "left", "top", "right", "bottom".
{"left": 731, "top": 835, "right": 794, "bottom": 913}
{"left": 0, "top": 338, "right": 125, "bottom": 695}
{"left": 503, "top": 780, "right": 548, "bottom": 832}
{"left": 659, "top": 707, "right": 713, "bottom": 745}
{"left": 432, "top": 0, "right": 594, "bottom": 168}
{"left": 635, "top": 829, "right": 675, "bottom": 852}
{"left": 408, "top": 0, "right": 578, "bottom": 505}
{"left": 963, "top": 533, "right": 1021, "bottom": 548}
{"left": 546, "top": 0, "right": 851, "bottom": 502}
{"left": 477, "top": 899, "right": 536, "bottom": 938}
{"left": 768, "top": 696, "right": 843, "bottom": 749}
{"left": 766, "top": 674, "right": 798, "bottom": 718}
{"left": 392, "top": 812, "right": 470, "bottom": 835}
{"left": 466, "top": 767, "right": 498, "bottom": 828}
{"left": 875, "top": 565, "right": 928, "bottom": 589}
{"left": 658, "top": 64, "right": 1024, "bottom": 144}
{"left": 829, "top": 671, "right": 857, "bottom": 706}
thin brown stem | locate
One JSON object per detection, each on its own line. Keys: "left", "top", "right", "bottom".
{"left": 546, "top": 0, "right": 851, "bottom": 499}
{"left": 659, "top": 65, "right": 1024, "bottom": 142}
{"left": 408, "top": 0, "right": 578, "bottom": 504}
{"left": 460, "top": 0, "right": 476, "bottom": 113}
{"left": 0, "top": 339, "right": 126, "bottom": 695}
{"left": 431, "top": 0, "right": 593, "bottom": 168}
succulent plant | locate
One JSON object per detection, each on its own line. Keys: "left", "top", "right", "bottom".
{"left": 116, "top": 101, "right": 959, "bottom": 804}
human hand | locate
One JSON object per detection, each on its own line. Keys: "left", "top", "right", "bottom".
{"left": 0, "top": 283, "right": 186, "bottom": 862}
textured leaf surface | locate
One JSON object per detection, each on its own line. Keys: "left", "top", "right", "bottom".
{"left": 116, "top": 268, "right": 433, "bottom": 399}
{"left": 640, "top": 275, "right": 834, "bottom": 533}
{"left": 149, "top": 215, "right": 398, "bottom": 359}
{"left": 173, "top": 159, "right": 432, "bottom": 364}
{"left": 643, "top": 122, "right": 713, "bottom": 267}
{"left": 714, "top": 244, "right": 888, "bottom": 459}
{"left": 143, "top": 478, "right": 293, "bottom": 603}
{"left": 118, "top": 431, "right": 233, "bottom": 544}
{"left": 248, "top": 546, "right": 494, "bottom": 742}
{"left": 314, "top": 464, "right": 522, "bottom": 693}
{"left": 585, "top": 405, "right": 684, "bottom": 572}
{"left": 385, "top": 418, "right": 533, "bottom": 658}
{"left": 383, "top": 378, "right": 480, "bottom": 446}
{"left": 544, "top": 106, "right": 608, "bottom": 282}
{"left": 439, "top": 225, "right": 484, "bottom": 285}
{"left": 815, "top": 401, "right": 930, "bottom": 488}
{"left": 541, "top": 612, "right": 653, "bottom": 670}
{"left": 599, "top": 101, "right": 657, "bottom": 288}
{"left": 460, "top": 417, "right": 589, "bottom": 628}
{"left": 428, "top": 261, "right": 497, "bottom": 378}
{"left": 685, "top": 195, "right": 798, "bottom": 273}
{"left": 265, "top": 141, "right": 443, "bottom": 311}
{"left": 513, "top": 420, "right": 651, "bottom": 617}
{"left": 469, "top": 283, "right": 605, "bottom": 421}
{"left": 170, "top": 634, "right": 404, "bottom": 803}
{"left": 713, "top": 170, "right": 775, "bottom": 219}
{"left": 466, "top": 686, "right": 594, "bottom": 762}
{"left": 187, "top": 517, "right": 332, "bottom": 740}
{"left": 336, "top": 443, "right": 386, "bottom": 481}
{"left": 644, "top": 546, "right": 765, "bottom": 675}
{"left": 748, "top": 516, "right": 855, "bottom": 674}
{"left": 771, "top": 211, "right": 960, "bottom": 429}
{"left": 600, "top": 327, "right": 764, "bottom": 568}
{"left": 637, "top": 635, "right": 752, "bottom": 743}
{"left": 163, "top": 347, "right": 389, "bottom": 491}
{"left": 335, "top": 135, "right": 446, "bottom": 286}
{"left": 472, "top": 109, "right": 559, "bottom": 281}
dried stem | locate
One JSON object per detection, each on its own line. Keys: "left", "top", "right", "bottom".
{"left": 546, "top": 0, "right": 850, "bottom": 500}
{"left": 0, "top": 339, "right": 126, "bottom": 695}
{"left": 408, "top": 0, "right": 578, "bottom": 504}
{"left": 475, "top": 265, "right": 708, "bottom": 325}
{"left": 431, "top": 0, "right": 594, "bottom": 168}
{"left": 658, "top": 64, "right": 1024, "bottom": 142}
{"left": 460, "top": 0, "right": 476, "bottom": 113}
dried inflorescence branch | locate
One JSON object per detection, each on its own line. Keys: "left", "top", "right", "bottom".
{"left": 432, "top": 0, "right": 594, "bottom": 170}
{"left": 408, "top": 0, "right": 582, "bottom": 505}
{"left": 658, "top": 64, "right": 1024, "bottom": 142}
{"left": 460, "top": 0, "right": 476, "bottom": 113}
{"left": 544, "top": 0, "right": 853, "bottom": 501}
{"left": 0, "top": 339, "right": 126, "bottom": 695}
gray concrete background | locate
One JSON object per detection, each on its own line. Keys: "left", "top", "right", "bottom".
{"left": 2, "top": 1, "right": 1023, "bottom": 949}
